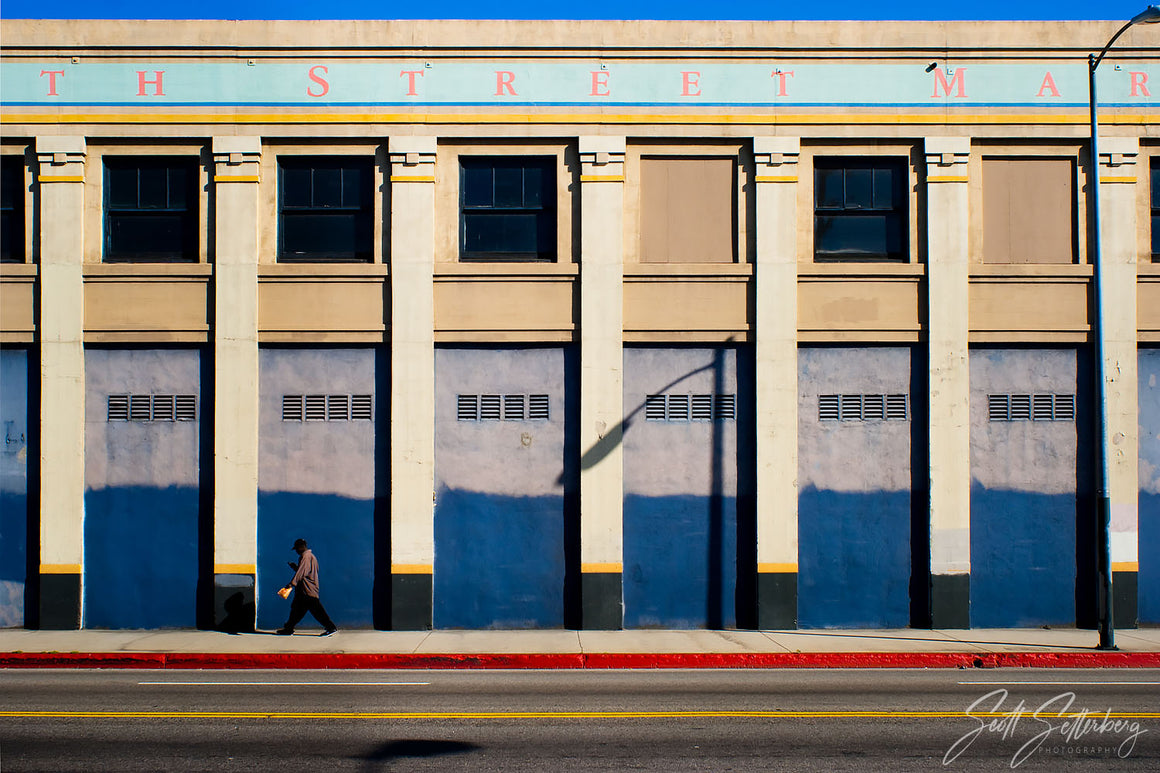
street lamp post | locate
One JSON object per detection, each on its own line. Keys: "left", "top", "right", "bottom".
{"left": 1088, "top": 5, "right": 1160, "bottom": 651}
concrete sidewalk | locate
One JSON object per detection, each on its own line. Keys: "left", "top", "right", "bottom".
{"left": 2, "top": 627, "right": 1159, "bottom": 669}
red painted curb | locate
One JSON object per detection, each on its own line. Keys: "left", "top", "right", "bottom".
{"left": 2, "top": 651, "right": 1158, "bottom": 669}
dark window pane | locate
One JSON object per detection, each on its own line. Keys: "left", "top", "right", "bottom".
{"left": 872, "top": 167, "right": 895, "bottom": 209}
{"left": 167, "top": 166, "right": 188, "bottom": 209}
{"left": 341, "top": 166, "right": 364, "bottom": 208}
{"left": 844, "top": 168, "right": 872, "bottom": 209}
{"left": 523, "top": 165, "right": 544, "bottom": 208}
{"left": 493, "top": 164, "right": 524, "bottom": 207}
{"left": 0, "top": 212, "right": 13, "bottom": 261}
{"left": 462, "top": 164, "right": 493, "bottom": 207}
{"left": 108, "top": 213, "right": 190, "bottom": 259}
{"left": 1153, "top": 213, "right": 1159, "bottom": 257}
{"left": 282, "top": 212, "right": 361, "bottom": 258}
{"left": 137, "top": 165, "right": 169, "bottom": 208}
{"left": 312, "top": 167, "right": 342, "bottom": 208}
{"left": 1, "top": 157, "right": 22, "bottom": 262}
{"left": 815, "top": 168, "right": 844, "bottom": 209}
{"left": 281, "top": 166, "right": 312, "bottom": 208}
{"left": 0, "top": 158, "right": 18, "bottom": 208}
{"left": 107, "top": 165, "right": 139, "bottom": 209}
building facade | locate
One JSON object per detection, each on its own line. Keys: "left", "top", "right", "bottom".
{"left": 0, "top": 19, "right": 1157, "bottom": 631}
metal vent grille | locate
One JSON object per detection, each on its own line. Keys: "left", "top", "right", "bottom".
{"left": 107, "top": 394, "right": 196, "bottom": 422}
{"left": 457, "top": 394, "right": 479, "bottom": 421}
{"left": 305, "top": 395, "right": 327, "bottom": 421}
{"left": 283, "top": 395, "right": 304, "bottom": 422}
{"left": 528, "top": 394, "right": 550, "bottom": 421}
{"left": 819, "top": 394, "right": 908, "bottom": 422}
{"left": 988, "top": 393, "right": 1076, "bottom": 422}
{"left": 351, "top": 395, "right": 373, "bottom": 421}
{"left": 504, "top": 394, "right": 526, "bottom": 421}
{"left": 645, "top": 394, "right": 737, "bottom": 422}
{"left": 480, "top": 394, "right": 502, "bottom": 421}
{"left": 327, "top": 394, "right": 350, "bottom": 422}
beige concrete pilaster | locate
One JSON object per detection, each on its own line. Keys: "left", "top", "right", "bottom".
{"left": 35, "top": 137, "right": 87, "bottom": 606}
{"left": 1095, "top": 137, "right": 1140, "bottom": 594}
{"left": 577, "top": 136, "right": 627, "bottom": 628}
{"left": 753, "top": 137, "right": 800, "bottom": 628}
{"left": 212, "top": 137, "right": 261, "bottom": 576}
{"left": 925, "top": 137, "right": 972, "bottom": 627}
{"left": 388, "top": 137, "right": 437, "bottom": 577}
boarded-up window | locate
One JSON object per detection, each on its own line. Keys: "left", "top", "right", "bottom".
{"left": 983, "top": 158, "right": 1075, "bottom": 264}
{"left": 640, "top": 157, "right": 735, "bottom": 263}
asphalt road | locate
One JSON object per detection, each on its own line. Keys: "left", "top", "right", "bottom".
{"left": 1, "top": 668, "right": 1157, "bottom": 771}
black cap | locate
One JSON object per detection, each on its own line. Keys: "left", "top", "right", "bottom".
{"left": 293, "top": 538, "right": 307, "bottom": 550}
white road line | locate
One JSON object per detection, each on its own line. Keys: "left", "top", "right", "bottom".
{"left": 138, "top": 681, "right": 430, "bottom": 686}
{"left": 957, "top": 681, "right": 1160, "bottom": 686}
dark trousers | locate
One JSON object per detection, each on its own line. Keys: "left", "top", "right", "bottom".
{"left": 282, "top": 592, "right": 336, "bottom": 632}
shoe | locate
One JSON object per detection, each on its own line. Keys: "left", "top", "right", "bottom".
{"left": 275, "top": 628, "right": 294, "bottom": 636}
{"left": 320, "top": 628, "right": 338, "bottom": 637}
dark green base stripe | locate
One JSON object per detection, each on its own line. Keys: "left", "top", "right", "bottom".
{"left": 931, "top": 573, "right": 970, "bottom": 629}
{"left": 756, "top": 572, "right": 796, "bottom": 630}
{"left": 38, "top": 573, "right": 81, "bottom": 630}
{"left": 1113, "top": 571, "right": 1138, "bottom": 630}
{"left": 581, "top": 572, "right": 623, "bottom": 630}
{"left": 213, "top": 574, "right": 255, "bottom": 633}
{"left": 392, "top": 574, "right": 432, "bottom": 630}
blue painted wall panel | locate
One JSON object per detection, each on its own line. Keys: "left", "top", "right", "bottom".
{"left": 970, "top": 486, "right": 1077, "bottom": 627}
{"left": 797, "top": 347, "right": 913, "bottom": 628}
{"left": 623, "top": 494, "right": 737, "bottom": 629}
{"left": 797, "top": 487, "right": 911, "bottom": 628}
{"left": 1140, "top": 349, "right": 1160, "bottom": 624}
{"left": 434, "top": 347, "right": 571, "bottom": 629}
{"left": 258, "top": 348, "right": 379, "bottom": 630}
{"left": 0, "top": 348, "right": 29, "bottom": 627}
{"left": 84, "top": 348, "right": 201, "bottom": 629}
{"left": 257, "top": 492, "right": 375, "bottom": 630}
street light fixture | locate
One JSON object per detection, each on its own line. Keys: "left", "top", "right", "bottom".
{"left": 1088, "top": 4, "right": 1160, "bottom": 651}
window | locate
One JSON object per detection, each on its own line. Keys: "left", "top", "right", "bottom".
{"left": 982, "top": 157, "right": 1075, "bottom": 264}
{"left": 104, "top": 157, "right": 198, "bottom": 262}
{"left": 1152, "top": 159, "right": 1159, "bottom": 260}
{"left": 279, "top": 157, "right": 374, "bottom": 262}
{"left": 640, "top": 157, "right": 735, "bottom": 263}
{"left": 460, "top": 157, "right": 555, "bottom": 261}
{"left": 1, "top": 156, "right": 24, "bottom": 262}
{"left": 814, "top": 157, "right": 907, "bottom": 261}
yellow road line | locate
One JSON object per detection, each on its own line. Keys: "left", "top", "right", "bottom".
{"left": 3, "top": 710, "right": 1159, "bottom": 720}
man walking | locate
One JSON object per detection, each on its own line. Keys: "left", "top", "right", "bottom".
{"left": 276, "top": 538, "right": 338, "bottom": 636}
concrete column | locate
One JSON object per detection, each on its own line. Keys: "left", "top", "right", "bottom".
{"left": 35, "top": 137, "right": 86, "bottom": 629}
{"left": 924, "top": 137, "right": 972, "bottom": 628}
{"left": 387, "top": 137, "right": 437, "bottom": 630}
{"left": 210, "top": 137, "right": 262, "bottom": 630}
{"left": 1096, "top": 137, "right": 1140, "bottom": 628}
{"left": 577, "top": 136, "right": 626, "bottom": 629}
{"left": 753, "top": 137, "right": 800, "bottom": 629}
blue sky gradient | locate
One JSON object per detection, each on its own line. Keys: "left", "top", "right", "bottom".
{"left": 0, "top": 0, "right": 1153, "bottom": 21}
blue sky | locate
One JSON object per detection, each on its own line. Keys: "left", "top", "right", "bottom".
{"left": 0, "top": 0, "right": 1153, "bottom": 21}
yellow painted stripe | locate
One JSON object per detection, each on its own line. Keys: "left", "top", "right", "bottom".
{"left": 392, "top": 563, "right": 433, "bottom": 575}
{"left": 927, "top": 175, "right": 969, "bottom": 183}
{"left": 37, "top": 175, "right": 84, "bottom": 183}
{"left": 3, "top": 111, "right": 1155, "bottom": 127}
{"left": 579, "top": 174, "right": 624, "bottom": 183}
{"left": 39, "top": 564, "right": 81, "bottom": 574}
{"left": 1112, "top": 562, "right": 1139, "bottom": 572}
{"left": 3, "top": 710, "right": 1158, "bottom": 720}
{"left": 758, "top": 563, "right": 798, "bottom": 573}
{"left": 1100, "top": 176, "right": 1137, "bottom": 184}
{"left": 214, "top": 564, "right": 256, "bottom": 575}
{"left": 214, "top": 174, "right": 260, "bottom": 183}
{"left": 390, "top": 175, "right": 436, "bottom": 183}
{"left": 754, "top": 175, "right": 797, "bottom": 183}
{"left": 581, "top": 562, "right": 623, "bottom": 573}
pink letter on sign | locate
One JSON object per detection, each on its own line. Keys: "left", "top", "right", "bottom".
{"left": 1130, "top": 72, "right": 1151, "bottom": 97}
{"left": 307, "top": 66, "right": 330, "bottom": 98}
{"left": 771, "top": 70, "right": 795, "bottom": 97}
{"left": 1037, "top": 72, "right": 1060, "bottom": 97}
{"left": 496, "top": 71, "right": 517, "bottom": 96}
{"left": 40, "top": 70, "right": 64, "bottom": 96}
{"left": 136, "top": 71, "right": 165, "bottom": 97}
{"left": 931, "top": 68, "right": 967, "bottom": 98}
{"left": 681, "top": 71, "right": 702, "bottom": 97}
{"left": 590, "top": 71, "right": 610, "bottom": 97}
{"left": 400, "top": 70, "right": 424, "bottom": 96}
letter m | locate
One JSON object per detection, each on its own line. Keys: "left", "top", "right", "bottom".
{"left": 932, "top": 68, "right": 967, "bottom": 98}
